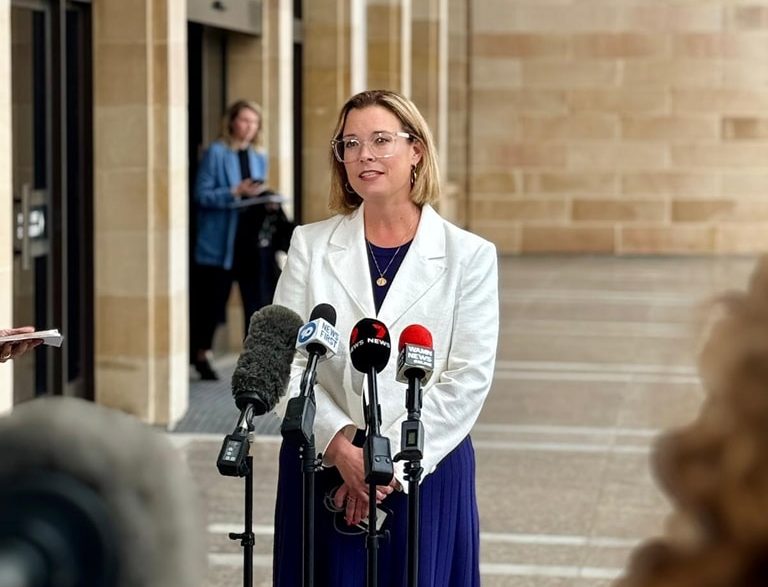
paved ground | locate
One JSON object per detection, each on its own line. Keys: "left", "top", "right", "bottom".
{"left": 169, "top": 255, "right": 758, "bottom": 587}
{"left": 173, "top": 355, "right": 281, "bottom": 436}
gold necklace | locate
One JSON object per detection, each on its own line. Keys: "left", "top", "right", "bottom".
{"left": 367, "top": 240, "right": 403, "bottom": 287}
{"left": 366, "top": 217, "right": 417, "bottom": 287}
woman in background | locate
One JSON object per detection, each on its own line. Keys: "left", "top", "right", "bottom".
{"left": 190, "top": 100, "right": 291, "bottom": 380}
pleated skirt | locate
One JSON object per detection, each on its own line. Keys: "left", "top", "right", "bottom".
{"left": 272, "top": 435, "right": 481, "bottom": 587}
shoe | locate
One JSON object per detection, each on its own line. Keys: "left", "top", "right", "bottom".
{"left": 193, "top": 357, "right": 219, "bottom": 381}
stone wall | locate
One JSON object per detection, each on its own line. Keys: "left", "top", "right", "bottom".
{"left": 469, "top": 1, "right": 768, "bottom": 253}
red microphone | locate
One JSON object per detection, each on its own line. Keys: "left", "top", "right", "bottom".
{"left": 396, "top": 324, "right": 434, "bottom": 385}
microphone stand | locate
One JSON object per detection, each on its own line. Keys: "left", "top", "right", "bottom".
{"left": 216, "top": 403, "right": 257, "bottom": 587}
{"left": 362, "top": 367, "right": 394, "bottom": 587}
{"left": 394, "top": 375, "right": 425, "bottom": 587}
{"left": 281, "top": 353, "right": 322, "bottom": 587}
{"left": 228, "top": 455, "right": 255, "bottom": 587}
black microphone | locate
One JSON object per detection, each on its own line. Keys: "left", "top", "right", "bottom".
{"left": 349, "top": 318, "right": 392, "bottom": 374}
{"left": 349, "top": 318, "right": 394, "bottom": 485}
{"left": 281, "top": 303, "right": 340, "bottom": 446}
{"left": 0, "top": 396, "right": 205, "bottom": 587}
{"left": 218, "top": 304, "right": 303, "bottom": 476}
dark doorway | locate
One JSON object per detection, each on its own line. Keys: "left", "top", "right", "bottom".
{"left": 11, "top": 0, "right": 93, "bottom": 402}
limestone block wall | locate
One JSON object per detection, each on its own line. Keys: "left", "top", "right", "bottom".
{"left": 92, "top": 0, "right": 188, "bottom": 425}
{"left": 446, "top": 0, "right": 469, "bottom": 225}
{"left": 469, "top": 1, "right": 768, "bottom": 254}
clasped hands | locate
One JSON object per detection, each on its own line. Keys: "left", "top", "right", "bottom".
{"left": 325, "top": 430, "right": 399, "bottom": 527}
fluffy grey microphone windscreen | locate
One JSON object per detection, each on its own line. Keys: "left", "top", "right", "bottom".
{"left": 231, "top": 304, "right": 304, "bottom": 413}
{"left": 0, "top": 396, "right": 205, "bottom": 587}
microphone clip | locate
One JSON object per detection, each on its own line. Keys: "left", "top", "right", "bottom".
{"left": 216, "top": 430, "right": 251, "bottom": 477}
{"left": 363, "top": 433, "right": 394, "bottom": 485}
{"left": 281, "top": 394, "right": 317, "bottom": 446}
{"left": 393, "top": 419, "right": 424, "bottom": 463}
{"left": 217, "top": 403, "right": 256, "bottom": 477}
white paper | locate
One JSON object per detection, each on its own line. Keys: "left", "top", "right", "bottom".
{"left": 0, "top": 329, "right": 63, "bottom": 348}
{"left": 230, "top": 193, "right": 287, "bottom": 209}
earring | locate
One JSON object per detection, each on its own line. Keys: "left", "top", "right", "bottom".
{"left": 410, "top": 165, "right": 418, "bottom": 187}
{"left": 344, "top": 181, "right": 356, "bottom": 194}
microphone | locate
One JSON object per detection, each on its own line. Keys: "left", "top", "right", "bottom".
{"left": 394, "top": 324, "right": 434, "bottom": 463}
{"left": 349, "top": 318, "right": 394, "bottom": 485}
{"left": 396, "top": 324, "right": 435, "bottom": 387}
{"left": 281, "top": 303, "right": 341, "bottom": 445}
{"left": 218, "top": 304, "right": 303, "bottom": 476}
{"left": 296, "top": 303, "right": 341, "bottom": 388}
{"left": 349, "top": 318, "right": 392, "bottom": 374}
{"left": 231, "top": 304, "right": 304, "bottom": 413}
{"left": 0, "top": 396, "right": 205, "bottom": 587}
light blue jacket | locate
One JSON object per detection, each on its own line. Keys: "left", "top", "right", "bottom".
{"left": 194, "top": 140, "right": 268, "bottom": 269}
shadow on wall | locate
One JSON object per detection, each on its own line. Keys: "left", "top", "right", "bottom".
{"left": 617, "top": 256, "right": 768, "bottom": 587}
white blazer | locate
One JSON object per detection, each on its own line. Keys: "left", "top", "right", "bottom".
{"left": 273, "top": 203, "right": 499, "bottom": 486}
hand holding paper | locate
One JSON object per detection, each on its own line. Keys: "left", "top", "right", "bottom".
{"left": 0, "top": 327, "right": 62, "bottom": 363}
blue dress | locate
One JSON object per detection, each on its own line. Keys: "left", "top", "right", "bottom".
{"left": 272, "top": 435, "right": 481, "bottom": 586}
{"left": 272, "top": 242, "right": 482, "bottom": 585}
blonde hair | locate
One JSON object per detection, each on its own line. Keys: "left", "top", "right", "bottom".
{"left": 221, "top": 100, "right": 263, "bottom": 149}
{"left": 328, "top": 90, "right": 440, "bottom": 215}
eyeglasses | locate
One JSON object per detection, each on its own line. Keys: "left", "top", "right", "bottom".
{"left": 331, "top": 131, "right": 412, "bottom": 163}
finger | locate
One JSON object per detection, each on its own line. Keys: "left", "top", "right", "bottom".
{"left": 344, "top": 496, "right": 357, "bottom": 524}
{"left": 12, "top": 326, "right": 35, "bottom": 334}
{"left": 333, "top": 486, "right": 349, "bottom": 510}
{"left": 355, "top": 502, "right": 367, "bottom": 526}
{"left": 14, "top": 342, "right": 30, "bottom": 357}
{"left": 350, "top": 499, "right": 366, "bottom": 526}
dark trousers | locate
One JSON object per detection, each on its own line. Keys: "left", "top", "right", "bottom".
{"left": 189, "top": 250, "right": 278, "bottom": 356}
{"left": 190, "top": 264, "right": 232, "bottom": 355}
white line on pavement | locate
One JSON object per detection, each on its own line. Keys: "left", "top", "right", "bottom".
{"left": 473, "top": 423, "right": 659, "bottom": 437}
{"left": 495, "top": 360, "right": 697, "bottom": 375}
{"left": 493, "top": 370, "right": 699, "bottom": 384}
{"left": 208, "top": 524, "right": 640, "bottom": 549}
{"left": 207, "top": 554, "right": 625, "bottom": 579}
{"left": 472, "top": 439, "right": 648, "bottom": 454}
{"left": 479, "top": 563, "right": 623, "bottom": 579}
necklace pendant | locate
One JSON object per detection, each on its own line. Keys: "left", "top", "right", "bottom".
{"left": 376, "top": 277, "right": 388, "bottom": 287}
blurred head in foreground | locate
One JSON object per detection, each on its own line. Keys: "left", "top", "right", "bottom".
{"left": 0, "top": 397, "right": 205, "bottom": 587}
{"left": 617, "top": 257, "right": 768, "bottom": 587}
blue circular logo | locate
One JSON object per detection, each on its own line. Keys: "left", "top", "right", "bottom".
{"left": 298, "top": 322, "right": 317, "bottom": 344}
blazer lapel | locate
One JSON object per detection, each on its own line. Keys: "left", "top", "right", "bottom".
{"left": 224, "top": 148, "right": 240, "bottom": 188}
{"left": 378, "top": 205, "right": 447, "bottom": 329}
{"left": 326, "top": 206, "right": 376, "bottom": 317}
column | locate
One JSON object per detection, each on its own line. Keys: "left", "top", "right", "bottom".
{"left": 92, "top": 0, "right": 188, "bottom": 425}
{"left": 301, "top": 0, "right": 364, "bottom": 223}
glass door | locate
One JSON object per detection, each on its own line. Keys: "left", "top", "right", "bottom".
{"left": 11, "top": 3, "right": 52, "bottom": 401}
{"left": 11, "top": 0, "right": 92, "bottom": 403}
